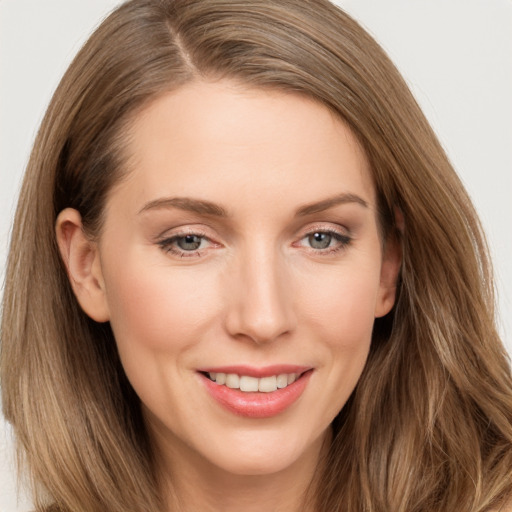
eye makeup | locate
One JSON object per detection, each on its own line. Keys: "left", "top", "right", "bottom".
{"left": 155, "top": 224, "right": 353, "bottom": 260}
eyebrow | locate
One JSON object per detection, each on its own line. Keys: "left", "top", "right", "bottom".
{"left": 295, "top": 193, "right": 368, "bottom": 216}
{"left": 138, "top": 197, "right": 228, "bottom": 217}
{"left": 138, "top": 192, "right": 368, "bottom": 217}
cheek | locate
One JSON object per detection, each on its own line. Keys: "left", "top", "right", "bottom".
{"left": 299, "top": 258, "right": 381, "bottom": 343}
{"left": 100, "top": 256, "right": 225, "bottom": 417}
{"left": 289, "top": 259, "right": 380, "bottom": 428}
{"left": 102, "top": 252, "right": 221, "bottom": 356}
{"left": 317, "top": 272, "right": 377, "bottom": 369}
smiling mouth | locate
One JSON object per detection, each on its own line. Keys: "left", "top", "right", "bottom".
{"left": 200, "top": 368, "right": 313, "bottom": 418}
{"left": 203, "top": 371, "right": 305, "bottom": 393}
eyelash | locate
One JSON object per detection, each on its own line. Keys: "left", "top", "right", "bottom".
{"left": 157, "top": 230, "right": 212, "bottom": 258}
{"left": 157, "top": 228, "right": 352, "bottom": 258}
{"left": 295, "top": 228, "right": 352, "bottom": 255}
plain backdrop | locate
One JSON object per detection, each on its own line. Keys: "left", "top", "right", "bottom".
{"left": 1, "top": 1, "right": 511, "bottom": 510}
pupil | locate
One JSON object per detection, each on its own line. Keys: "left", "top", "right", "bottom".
{"left": 309, "top": 232, "right": 332, "bottom": 249}
{"left": 178, "top": 235, "right": 202, "bottom": 251}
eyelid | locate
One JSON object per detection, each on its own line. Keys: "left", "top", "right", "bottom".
{"left": 156, "top": 226, "right": 221, "bottom": 258}
{"left": 295, "top": 222, "right": 351, "bottom": 239}
{"left": 155, "top": 223, "right": 210, "bottom": 240}
{"left": 292, "top": 223, "right": 353, "bottom": 254}
{"left": 155, "top": 222, "right": 352, "bottom": 258}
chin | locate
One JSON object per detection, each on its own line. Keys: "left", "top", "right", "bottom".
{"left": 215, "top": 451, "right": 296, "bottom": 476}
{"left": 200, "top": 427, "right": 327, "bottom": 477}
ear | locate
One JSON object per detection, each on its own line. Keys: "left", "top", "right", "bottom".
{"left": 374, "top": 213, "right": 403, "bottom": 318}
{"left": 55, "top": 208, "right": 110, "bottom": 322}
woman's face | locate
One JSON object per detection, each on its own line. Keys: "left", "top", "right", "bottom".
{"left": 65, "top": 81, "right": 399, "bottom": 478}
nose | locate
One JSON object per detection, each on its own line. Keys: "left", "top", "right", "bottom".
{"left": 223, "top": 244, "right": 296, "bottom": 345}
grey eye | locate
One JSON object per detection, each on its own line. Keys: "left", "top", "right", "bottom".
{"left": 177, "top": 235, "right": 203, "bottom": 251}
{"left": 308, "top": 232, "right": 332, "bottom": 249}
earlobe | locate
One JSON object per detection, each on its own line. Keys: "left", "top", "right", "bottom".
{"left": 55, "top": 208, "right": 110, "bottom": 322}
{"left": 375, "top": 231, "right": 402, "bottom": 319}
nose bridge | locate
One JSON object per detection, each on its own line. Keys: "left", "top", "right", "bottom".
{"left": 225, "top": 239, "right": 295, "bottom": 344}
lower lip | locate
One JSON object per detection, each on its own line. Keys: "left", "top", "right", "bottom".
{"left": 200, "top": 371, "right": 312, "bottom": 418}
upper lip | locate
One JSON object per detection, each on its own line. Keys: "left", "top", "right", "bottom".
{"left": 196, "top": 364, "right": 312, "bottom": 378}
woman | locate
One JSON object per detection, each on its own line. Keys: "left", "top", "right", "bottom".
{"left": 1, "top": 0, "right": 511, "bottom": 511}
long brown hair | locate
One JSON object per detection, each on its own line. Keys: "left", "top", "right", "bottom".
{"left": 2, "top": 1, "right": 511, "bottom": 511}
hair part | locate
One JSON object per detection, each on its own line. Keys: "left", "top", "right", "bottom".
{"left": 2, "top": 1, "right": 511, "bottom": 511}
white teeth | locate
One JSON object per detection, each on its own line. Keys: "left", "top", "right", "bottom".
{"left": 225, "top": 374, "right": 239, "bottom": 388}
{"left": 208, "top": 371, "right": 302, "bottom": 392}
{"left": 276, "top": 374, "right": 288, "bottom": 388}
{"left": 259, "top": 376, "right": 277, "bottom": 393}
{"left": 239, "top": 376, "right": 259, "bottom": 392}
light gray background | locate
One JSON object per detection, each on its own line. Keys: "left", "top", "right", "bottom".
{"left": 1, "top": 1, "right": 511, "bottom": 510}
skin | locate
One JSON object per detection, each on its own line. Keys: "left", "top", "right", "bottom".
{"left": 57, "top": 80, "right": 401, "bottom": 512}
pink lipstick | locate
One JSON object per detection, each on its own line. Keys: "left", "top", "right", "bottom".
{"left": 198, "top": 365, "right": 312, "bottom": 418}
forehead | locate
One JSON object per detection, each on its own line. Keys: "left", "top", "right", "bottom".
{"left": 113, "top": 80, "right": 376, "bottom": 215}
